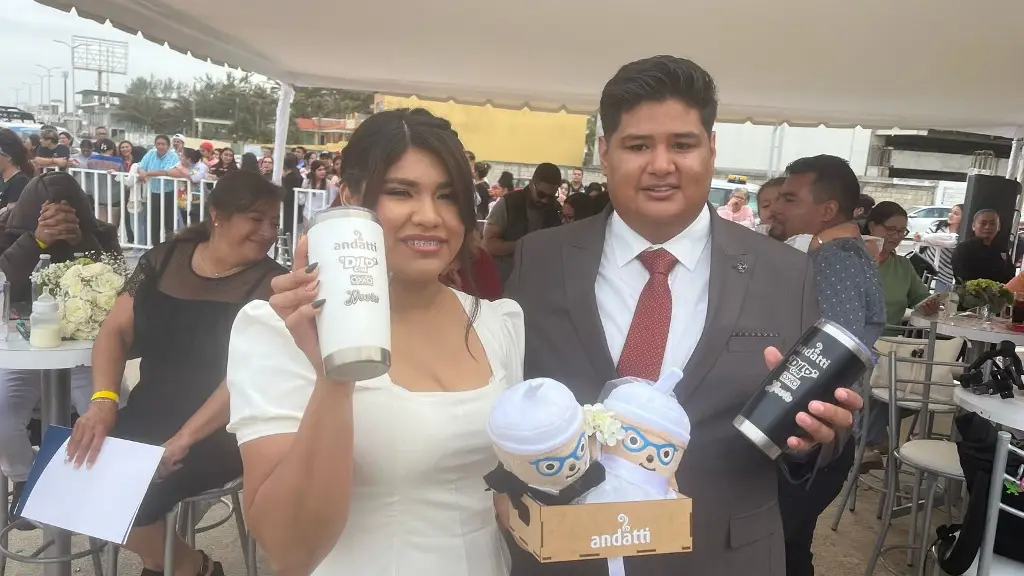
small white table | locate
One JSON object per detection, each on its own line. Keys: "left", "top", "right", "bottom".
{"left": 953, "top": 387, "right": 1024, "bottom": 431}
{"left": 909, "top": 313, "right": 1024, "bottom": 346}
{"left": 0, "top": 335, "right": 92, "bottom": 576}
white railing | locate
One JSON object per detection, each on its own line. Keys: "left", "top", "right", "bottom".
{"left": 31, "top": 167, "right": 331, "bottom": 266}
{"left": 37, "top": 167, "right": 327, "bottom": 264}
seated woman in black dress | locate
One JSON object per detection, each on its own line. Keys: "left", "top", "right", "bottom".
{"left": 66, "top": 170, "right": 287, "bottom": 576}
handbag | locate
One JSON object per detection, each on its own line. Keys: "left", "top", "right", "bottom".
{"left": 870, "top": 336, "right": 965, "bottom": 400}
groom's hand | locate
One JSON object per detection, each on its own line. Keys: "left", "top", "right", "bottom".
{"left": 763, "top": 347, "right": 863, "bottom": 453}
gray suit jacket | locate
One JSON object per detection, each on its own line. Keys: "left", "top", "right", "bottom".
{"left": 504, "top": 208, "right": 821, "bottom": 576}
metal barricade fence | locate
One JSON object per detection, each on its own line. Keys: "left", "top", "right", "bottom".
{"left": 28, "top": 169, "right": 328, "bottom": 267}
{"left": 66, "top": 168, "right": 193, "bottom": 251}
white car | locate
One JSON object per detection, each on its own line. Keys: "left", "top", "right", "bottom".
{"left": 907, "top": 205, "right": 952, "bottom": 237}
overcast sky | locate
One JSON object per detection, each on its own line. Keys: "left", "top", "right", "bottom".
{"left": 3, "top": 0, "right": 234, "bottom": 109}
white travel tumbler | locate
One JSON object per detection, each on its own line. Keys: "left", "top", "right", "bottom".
{"left": 305, "top": 206, "right": 391, "bottom": 381}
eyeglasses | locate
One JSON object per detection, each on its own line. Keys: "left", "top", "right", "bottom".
{"left": 528, "top": 432, "right": 588, "bottom": 477}
{"left": 881, "top": 225, "right": 909, "bottom": 238}
{"left": 620, "top": 425, "right": 678, "bottom": 466}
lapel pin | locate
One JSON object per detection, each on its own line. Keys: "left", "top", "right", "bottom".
{"left": 733, "top": 261, "right": 748, "bottom": 274}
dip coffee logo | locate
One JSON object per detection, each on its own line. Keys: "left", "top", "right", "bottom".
{"left": 340, "top": 255, "right": 379, "bottom": 274}
{"left": 766, "top": 354, "right": 821, "bottom": 403}
{"left": 333, "top": 230, "right": 382, "bottom": 304}
{"left": 334, "top": 230, "right": 380, "bottom": 279}
{"left": 590, "top": 514, "right": 651, "bottom": 549}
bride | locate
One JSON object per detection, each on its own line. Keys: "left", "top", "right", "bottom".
{"left": 226, "top": 109, "right": 523, "bottom": 575}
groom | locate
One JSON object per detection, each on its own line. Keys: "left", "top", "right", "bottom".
{"left": 504, "top": 55, "right": 862, "bottom": 575}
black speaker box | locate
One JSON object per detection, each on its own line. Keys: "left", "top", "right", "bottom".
{"left": 959, "top": 174, "right": 1021, "bottom": 250}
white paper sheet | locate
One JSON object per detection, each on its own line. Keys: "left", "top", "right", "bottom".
{"left": 20, "top": 427, "right": 164, "bottom": 544}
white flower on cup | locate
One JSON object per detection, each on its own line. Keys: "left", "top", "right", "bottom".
{"left": 63, "top": 297, "right": 93, "bottom": 325}
{"left": 583, "top": 403, "right": 627, "bottom": 447}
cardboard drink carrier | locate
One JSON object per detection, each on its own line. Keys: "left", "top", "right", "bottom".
{"left": 505, "top": 490, "right": 693, "bottom": 562}
{"left": 486, "top": 371, "right": 695, "bottom": 563}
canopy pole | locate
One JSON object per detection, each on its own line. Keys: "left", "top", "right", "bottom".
{"left": 1007, "top": 138, "right": 1023, "bottom": 180}
{"left": 767, "top": 125, "right": 781, "bottom": 177}
{"left": 272, "top": 82, "right": 295, "bottom": 185}
{"left": 1009, "top": 138, "right": 1024, "bottom": 263}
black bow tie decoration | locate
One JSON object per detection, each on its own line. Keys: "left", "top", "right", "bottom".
{"left": 483, "top": 462, "right": 607, "bottom": 526}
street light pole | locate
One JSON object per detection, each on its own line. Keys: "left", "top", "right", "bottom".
{"left": 32, "top": 74, "right": 45, "bottom": 106}
{"left": 61, "top": 71, "right": 69, "bottom": 114}
{"left": 35, "top": 65, "right": 60, "bottom": 105}
{"left": 53, "top": 40, "right": 85, "bottom": 113}
{"left": 10, "top": 88, "right": 22, "bottom": 108}
{"left": 23, "top": 83, "right": 33, "bottom": 108}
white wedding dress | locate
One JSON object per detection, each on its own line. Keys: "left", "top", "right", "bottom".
{"left": 227, "top": 290, "right": 523, "bottom": 576}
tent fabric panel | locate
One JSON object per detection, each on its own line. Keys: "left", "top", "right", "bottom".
{"left": 32, "top": 0, "right": 1024, "bottom": 132}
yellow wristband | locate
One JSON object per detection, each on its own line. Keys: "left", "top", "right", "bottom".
{"left": 91, "top": 390, "right": 119, "bottom": 404}
{"left": 35, "top": 237, "right": 47, "bottom": 249}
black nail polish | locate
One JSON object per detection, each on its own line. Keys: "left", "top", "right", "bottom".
{"left": 311, "top": 298, "right": 326, "bottom": 309}
{"left": 305, "top": 262, "right": 319, "bottom": 273}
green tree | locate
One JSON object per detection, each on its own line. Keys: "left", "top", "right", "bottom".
{"left": 120, "top": 75, "right": 373, "bottom": 144}
{"left": 583, "top": 114, "right": 598, "bottom": 165}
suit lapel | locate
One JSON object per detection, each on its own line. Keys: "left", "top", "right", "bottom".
{"left": 678, "top": 215, "right": 755, "bottom": 402}
{"left": 563, "top": 208, "right": 617, "bottom": 387}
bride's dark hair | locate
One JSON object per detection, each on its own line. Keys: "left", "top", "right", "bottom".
{"left": 339, "top": 108, "right": 480, "bottom": 331}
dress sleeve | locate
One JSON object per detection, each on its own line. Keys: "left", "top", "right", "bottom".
{"left": 489, "top": 298, "right": 525, "bottom": 387}
{"left": 226, "top": 300, "right": 317, "bottom": 445}
{"left": 120, "top": 243, "right": 168, "bottom": 297}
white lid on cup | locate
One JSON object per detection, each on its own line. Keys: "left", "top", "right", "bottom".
{"left": 488, "top": 378, "right": 583, "bottom": 455}
{"left": 603, "top": 368, "right": 691, "bottom": 446}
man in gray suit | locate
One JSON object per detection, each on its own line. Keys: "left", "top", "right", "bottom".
{"left": 503, "top": 56, "right": 863, "bottom": 575}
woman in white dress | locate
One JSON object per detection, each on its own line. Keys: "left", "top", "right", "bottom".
{"left": 226, "top": 108, "right": 523, "bottom": 576}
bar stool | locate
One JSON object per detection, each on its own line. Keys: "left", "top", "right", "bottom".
{"left": 1, "top": 471, "right": 7, "bottom": 576}
{"left": 105, "top": 479, "right": 256, "bottom": 576}
{"left": 831, "top": 324, "right": 963, "bottom": 532}
{"left": 865, "top": 350, "right": 965, "bottom": 576}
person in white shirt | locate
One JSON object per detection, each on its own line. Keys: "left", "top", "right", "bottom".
{"left": 503, "top": 55, "right": 863, "bottom": 576}
{"left": 225, "top": 108, "right": 522, "bottom": 576}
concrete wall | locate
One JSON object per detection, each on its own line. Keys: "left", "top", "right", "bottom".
{"left": 889, "top": 149, "right": 1010, "bottom": 175}
{"left": 860, "top": 178, "right": 937, "bottom": 207}
{"left": 714, "top": 123, "right": 873, "bottom": 176}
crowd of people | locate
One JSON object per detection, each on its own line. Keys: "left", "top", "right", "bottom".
{"left": 0, "top": 52, "right": 1010, "bottom": 576}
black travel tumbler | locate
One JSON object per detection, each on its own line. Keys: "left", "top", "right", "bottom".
{"left": 733, "top": 319, "right": 875, "bottom": 460}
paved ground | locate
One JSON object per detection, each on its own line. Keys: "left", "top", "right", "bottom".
{"left": 4, "top": 476, "right": 946, "bottom": 576}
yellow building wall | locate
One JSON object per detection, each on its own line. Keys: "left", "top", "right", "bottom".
{"left": 377, "top": 95, "right": 588, "bottom": 167}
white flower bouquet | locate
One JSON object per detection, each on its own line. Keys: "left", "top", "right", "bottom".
{"left": 29, "top": 253, "right": 130, "bottom": 340}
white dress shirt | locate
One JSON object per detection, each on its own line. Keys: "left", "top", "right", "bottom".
{"left": 596, "top": 205, "right": 712, "bottom": 380}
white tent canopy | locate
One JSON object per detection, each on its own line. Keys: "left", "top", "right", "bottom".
{"left": 36, "top": 0, "right": 1024, "bottom": 132}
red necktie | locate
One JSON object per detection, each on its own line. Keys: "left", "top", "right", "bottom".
{"left": 616, "top": 248, "right": 678, "bottom": 381}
